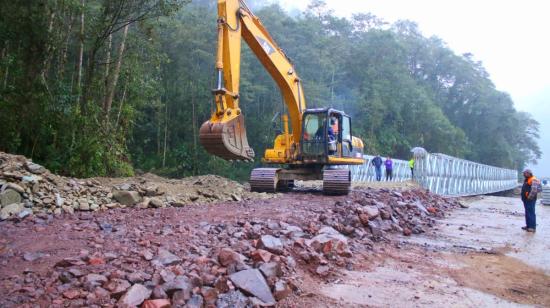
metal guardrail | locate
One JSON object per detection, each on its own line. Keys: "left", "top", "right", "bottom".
{"left": 345, "top": 151, "right": 518, "bottom": 197}
{"left": 348, "top": 155, "right": 413, "bottom": 182}
{"left": 542, "top": 185, "right": 550, "bottom": 205}
{"left": 414, "top": 153, "right": 517, "bottom": 196}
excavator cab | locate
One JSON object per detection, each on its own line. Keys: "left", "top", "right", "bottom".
{"left": 301, "top": 108, "right": 358, "bottom": 164}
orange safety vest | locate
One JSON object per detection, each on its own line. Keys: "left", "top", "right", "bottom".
{"left": 525, "top": 176, "right": 537, "bottom": 197}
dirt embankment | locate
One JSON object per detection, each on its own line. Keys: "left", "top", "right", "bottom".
{"left": 0, "top": 151, "right": 272, "bottom": 221}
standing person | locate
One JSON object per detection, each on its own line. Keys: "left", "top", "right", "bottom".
{"left": 521, "top": 169, "right": 539, "bottom": 232}
{"left": 371, "top": 154, "right": 383, "bottom": 181}
{"left": 409, "top": 157, "right": 415, "bottom": 179}
{"left": 384, "top": 156, "right": 393, "bottom": 181}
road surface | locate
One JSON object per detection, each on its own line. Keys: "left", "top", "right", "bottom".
{"left": 318, "top": 196, "right": 550, "bottom": 307}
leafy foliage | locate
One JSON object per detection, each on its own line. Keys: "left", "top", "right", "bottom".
{"left": 0, "top": 1, "right": 540, "bottom": 181}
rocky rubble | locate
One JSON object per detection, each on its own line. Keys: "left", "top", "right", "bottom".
{"left": 0, "top": 184, "right": 461, "bottom": 307}
{"left": 0, "top": 151, "right": 463, "bottom": 307}
{"left": 0, "top": 152, "right": 272, "bottom": 220}
{"left": 329, "top": 188, "right": 458, "bottom": 238}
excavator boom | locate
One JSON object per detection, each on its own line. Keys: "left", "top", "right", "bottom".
{"left": 199, "top": 0, "right": 306, "bottom": 161}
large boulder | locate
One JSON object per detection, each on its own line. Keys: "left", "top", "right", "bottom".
{"left": 229, "top": 269, "right": 275, "bottom": 305}
{"left": 0, "top": 189, "right": 22, "bottom": 207}
{"left": 1, "top": 203, "right": 24, "bottom": 220}
{"left": 163, "top": 276, "right": 192, "bottom": 297}
{"left": 218, "top": 248, "right": 246, "bottom": 267}
{"left": 104, "top": 279, "right": 131, "bottom": 298}
{"left": 364, "top": 206, "right": 380, "bottom": 219}
{"left": 118, "top": 284, "right": 152, "bottom": 307}
{"left": 154, "top": 248, "right": 182, "bottom": 266}
{"left": 307, "top": 226, "right": 350, "bottom": 257}
{"left": 25, "top": 161, "right": 47, "bottom": 174}
{"left": 259, "top": 262, "right": 282, "bottom": 279}
{"left": 113, "top": 190, "right": 141, "bottom": 206}
{"left": 258, "top": 235, "right": 284, "bottom": 255}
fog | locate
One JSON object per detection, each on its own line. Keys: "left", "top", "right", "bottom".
{"left": 276, "top": 0, "right": 550, "bottom": 176}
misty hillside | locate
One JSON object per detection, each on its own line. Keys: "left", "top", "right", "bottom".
{"left": 0, "top": 0, "right": 540, "bottom": 180}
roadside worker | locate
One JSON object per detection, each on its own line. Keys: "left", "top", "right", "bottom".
{"left": 409, "top": 157, "right": 415, "bottom": 178}
{"left": 385, "top": 156, "right": 393, "bottom": 181}
{"left": 521, "top": 169, "right": 539, "bottom": 232}
{"left": 331, "top": 116, "right": 339, "bottom": 135}
{"left": 371, "top": 154, "right": 383, "bottom": 181}
{"left": 328, "top": 118, "right": 336, "bottom": 141}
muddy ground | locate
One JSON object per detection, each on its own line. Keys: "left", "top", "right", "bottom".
{"left": 318, "top": 195, "right": 550, "bottom": 307}
{"left": 1, "top": 182, "right": 549, "bottom": 307}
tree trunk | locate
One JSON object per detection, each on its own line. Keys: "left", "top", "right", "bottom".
{"left": 115, "top": 78, "right": 128, "bottom": 133}
{"left": 162, "top": 99, "right": 168, "bottom": 168}
{"left": 40, "top": 11, "right": 57, "bottom": 82}
{"left": 58, "top": 13, "right": 74, "bottom": 80}
{"left": 81, "top": 48, "right": 96, "bottom": 113}
{"left": 103, "top": 24, "right": 128, "bottom": 119}
{"left": 75, "top": 0, "right": 85, "bottom": 103}
{"left": 191, "top": 81, "right": 198, "bottom": 175}
{"left": 103, "top": 33, "right": 112, "bottom": 100}
{"left": 2, "top": 63, "right": 8, "bottom": 91}
{"left": 1, "top": 42, "right": 8, "bottom": 90}
{"left": 157, "top": 98, "right": 162, "bottom": 156}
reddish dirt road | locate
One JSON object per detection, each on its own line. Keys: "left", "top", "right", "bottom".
{"left": 1, "top": 187, "right": 458, "bottom": 307}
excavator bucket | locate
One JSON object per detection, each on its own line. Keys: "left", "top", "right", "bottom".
{"left": 199, "top": 114, "right": 255, "bottom": 161}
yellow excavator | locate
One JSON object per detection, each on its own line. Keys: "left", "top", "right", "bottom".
{"left": 199, "top": 0, "right": 365, "bottom": 194}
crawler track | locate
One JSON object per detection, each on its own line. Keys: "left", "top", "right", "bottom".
{"left": 250, "top": 168, "right": 280, "bottom": 193}
{"left": 323, "top": 169, "right": 351, "bottom": 195}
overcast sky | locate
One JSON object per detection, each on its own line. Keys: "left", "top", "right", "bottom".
{"left": 273, "top": 0, "right": 550, "bottom": 177}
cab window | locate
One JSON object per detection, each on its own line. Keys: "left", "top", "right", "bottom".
{"left": 342, "top": 116, "right": 351, "bottom": 141}
{"left": 303, "top": 113, "right": 326, "bottom": 141}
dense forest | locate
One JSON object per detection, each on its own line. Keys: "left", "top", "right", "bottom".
{"left": 0, "top": 0, "right": 541, "bottom": 180}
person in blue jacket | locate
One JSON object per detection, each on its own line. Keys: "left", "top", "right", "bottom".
{"left": 371, "top": 154, "right": 383, "bottom": 181}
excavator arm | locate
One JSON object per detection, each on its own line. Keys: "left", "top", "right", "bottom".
{"left": 199, "top": 0, "right": 306, "bottom": 162}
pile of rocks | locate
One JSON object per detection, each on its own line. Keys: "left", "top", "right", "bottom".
{"left": 0, "top": 153, "right": 108, "bottom": 219}
{"left": 0, "top": 152, "right": 271, "bottom": 220}
{"left": 324, "top": 189, "right": 460, "bottom": 239}
{"left": 1, "top": 215, "right": 345, "bottom": 306}
{"left": 1, "top": 185, "right": 458, "bottom": 307}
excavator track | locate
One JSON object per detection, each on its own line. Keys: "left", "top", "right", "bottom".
{"left": 250, "top": 168, "right": 280, "bottom": 193}
{"left": 323, "top": 169, "right": 351, "bottom": 195}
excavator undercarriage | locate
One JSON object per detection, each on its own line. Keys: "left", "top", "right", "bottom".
{"left": 249, "top": 167, "right": 351, "bottom": 195}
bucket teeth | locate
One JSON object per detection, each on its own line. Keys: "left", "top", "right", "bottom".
{"left": 199, "top": 114, "right": 255, "bottom": 161}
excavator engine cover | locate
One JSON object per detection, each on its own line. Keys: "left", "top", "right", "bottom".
{"left": 199, "top": 114, "right": 255, "bottom": 161}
